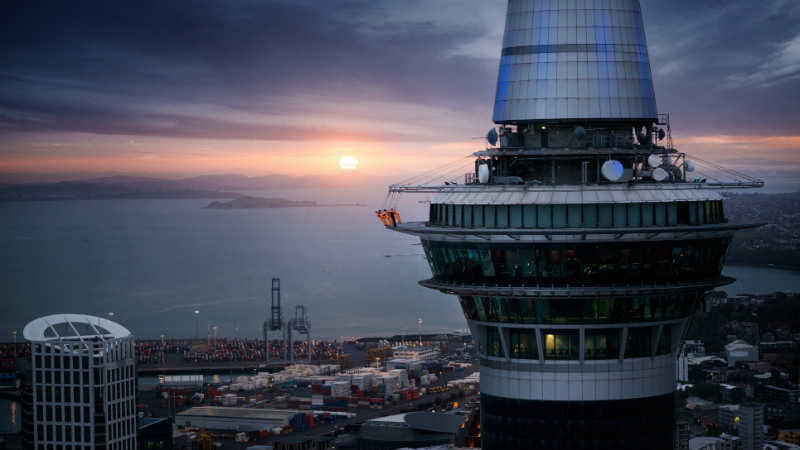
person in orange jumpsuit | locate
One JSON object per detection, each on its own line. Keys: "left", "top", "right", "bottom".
{"left": 385, "top": 209, "right": 396, "bottom": 227}
{"left": 376, "top": 210, "right": 389, "bottom": 226}
{"left": 391, "top": 208, "right": 401, "bottom": 223}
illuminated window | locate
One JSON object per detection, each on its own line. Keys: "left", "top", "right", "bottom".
{"left": 543, "top": 330, "right": 578, "bottom": 360}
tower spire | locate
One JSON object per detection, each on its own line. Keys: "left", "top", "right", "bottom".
{"left": 493, "top": 0, "right": 657, "bottom": 125}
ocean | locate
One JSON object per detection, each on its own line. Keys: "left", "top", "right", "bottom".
{"left": 2, "top": 187, "right": 800, "bottom": 433}
{"left": 2, "top": 187, "right": 800, "bottom": 341}
{"left": 0, "top": 187, "right": 465, "bottom": 341}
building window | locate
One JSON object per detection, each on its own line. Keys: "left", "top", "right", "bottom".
{"left": 598, "top": 204, "right": 612, "bottom": 227}
{"left": 537, "top": 205, "right": 552, "bottom": 227}
{"left": 656, "top": 325, "right": 672, "bottom": 356}
{"left": 497, "top": 205, "right": 509, "bottom": 228}
{"left": 584, "top": 329, "right": 620, "bottom": 359}
{"left": 458, "top": 294, "right": 697, "bottom": 325}
{"left": 430, "top": 201, "right": 726, "bottom": 228}
{"left": 509, "top": 329, "right": 538, "bottom": 359}
{"left": 422, "top": 238, "right": 731, "bottom": 287}
{"left": 486, "top": 328, "right": 504, "bottom": 357}
{"left": 543, "top": 330, "right": 579, "bottom": 360}
{"left": 625, "top": 327, "right": 653, "bottom": 358}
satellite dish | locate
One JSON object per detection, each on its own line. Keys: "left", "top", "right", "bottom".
{"left": 658, "top": 128, "right": 666, "bottom": 141}
{"left": 487, "top": 128, "right": 498, "bottom": 146}
{"left": 601, "top": 160, "right": 624, "bottom": 182}
{"left": 652, "top": 167, "right": 668, "bottom": 182}
{"left": 478, "top": 164, "right": 489, "bottom": 184}
{"left": 684, "top": 159, "right": 696, "bottom": 172}
{"left": 662, "top": 155, "right": 673, "bottom": 165}
{"left": 574, "top": 126, "right": 586, "bottom": 141}
{"left": 647, "top": 154, "right": 661, "bottom": 168}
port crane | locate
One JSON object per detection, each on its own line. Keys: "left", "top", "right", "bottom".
{"left": 263, "top": 278, "right": 287, "bottom": 364}
{"left": 287, "top": 305, "right": 311, "bottom": 363}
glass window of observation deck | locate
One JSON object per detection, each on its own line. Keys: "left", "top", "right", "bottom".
{"left": 487, "top": 327, "right": 504, "bottom": 357}
{"left": 584, "top": 329, "right": 620, "bottom": 360}
{"left": 510, "top": 329, "right": 538, "bottom": 359}
{"left": 656, "top": 325, "right": 673, "bottom": 356}
{"left": 625, "top": 326, "right": 653, "bottom": 358}
{"left": 544, "top": 330, "right": 579, "bottom": 360}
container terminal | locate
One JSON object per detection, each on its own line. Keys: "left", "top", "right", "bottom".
{"left": 1, "top": 332, "right": 483, "bottom": 449}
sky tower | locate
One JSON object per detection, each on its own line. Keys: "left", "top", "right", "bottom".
{"left": 387, "top": 1, "right": 762, "bottom": 448}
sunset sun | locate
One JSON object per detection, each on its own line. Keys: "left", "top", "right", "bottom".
{"left": 339, "top": 155, "right": 358, "bottom": 170}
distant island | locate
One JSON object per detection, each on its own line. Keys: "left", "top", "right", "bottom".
{"left": 206, "top": 196, "right": 363, "bottom": 209}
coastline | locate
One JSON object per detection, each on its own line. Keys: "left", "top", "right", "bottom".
{"left": 724, "top": 262, "right": 800, "bottom": 272}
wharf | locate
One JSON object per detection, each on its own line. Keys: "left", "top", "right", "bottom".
{"left": 136, "top": 352, "right": 290, "bottom": 375}
{"left": 136, "top": 341, "right": 371, "bottom": 376}
{"left": 137, "top": 361, "right": 286, "bottom": 376}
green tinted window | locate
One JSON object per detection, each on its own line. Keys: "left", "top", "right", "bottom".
{"left": 585, "top": 329, "right": 620, "bottom": 360}
{"left": 509, "top": 329, "right": 538, "bottom": 360}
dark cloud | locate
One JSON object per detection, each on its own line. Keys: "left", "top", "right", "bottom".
{"left": 641, "top": 0, "right": 800, "bottom": 136}
{"left": 0, "top": 0, "right": 797, "bottom": 147}
{"left": 0, "top": 1, "right": 496, "bottom": 141}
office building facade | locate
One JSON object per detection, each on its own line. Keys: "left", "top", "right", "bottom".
{"left": 739, "top": 402, "right": 764, "bottom": 450}
{"left": 388, "top": 0, "right": 761, "bottom": 448}
{"left": 22, "top": 314, "right": 137, "bottom": 450}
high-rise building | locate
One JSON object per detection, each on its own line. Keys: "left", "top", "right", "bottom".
{"left": 21, "top": 314, "right": 137, "bottom": 450}
{"left": 674, "top": 421, "right": 690, "bottom": 450}
{"left": 387, "top": 1, "right": 761, "bottom": 448}
{"left": 738, "top": 402, "right": 764, "bottom": 450}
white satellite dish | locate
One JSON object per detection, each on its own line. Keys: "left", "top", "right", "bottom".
{"left": 652, "top": 167, "right": 668, "bottom": 182}
{"left": 601, "top": 160, "right": 624, "bottom": 182}
{"left": 478, "top": 164, "right": 490, "bottom": 184}
{"left": 647, "top": 154, "right": 661, "bottom": 168}
{"left": 662, "top": 155, "right": 673, "bottom": 165}
{"left": 684, "top": 159, "right": 696, "bottom": 172}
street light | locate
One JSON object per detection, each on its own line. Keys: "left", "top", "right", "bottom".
{"left": 108, "top": 312, "right": 114, "bottom": 322}
{"left": 213, "top": 326, "right": 218, "bottom": 348}
{"left": 418, "top": 318, "right": 423, "bottom": 345}
{"left": 194, "top": 310, "right": 200, "bottom": 338}
{"left": 12, "top": 331, "right": 17, "bottom": 361}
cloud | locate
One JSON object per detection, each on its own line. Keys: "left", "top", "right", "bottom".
{"left": 1, "top": 0, "right": 799, "bottom": 177}
{"left": 641, "top": 0, "right": 800, "bottom": 136}
{"left": 0, "top": 1, "right": 499, "bottom": 143}
{"left": 727, "top": 33, "right": 800, "bottom": 88}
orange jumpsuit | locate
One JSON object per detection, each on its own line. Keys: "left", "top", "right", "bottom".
{"left": 376, "top": 210, "right": 389, "bottom": 226}
{"left": 391, "top": 208, "right": 401, "bottom": 223}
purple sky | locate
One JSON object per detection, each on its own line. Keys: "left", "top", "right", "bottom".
{"left": 1, "top": 0, "right": 799, "bottom": 181}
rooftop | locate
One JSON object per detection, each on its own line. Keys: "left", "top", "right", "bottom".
{"left": 23, "top": 313, "right": 130, "bottom": 342}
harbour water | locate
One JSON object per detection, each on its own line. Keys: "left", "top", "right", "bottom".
{"left": 2, "top": 188, "right": 799, "bottom": 434}
{"left": 0, "top": 187, "right": 464, "bottom": 341}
